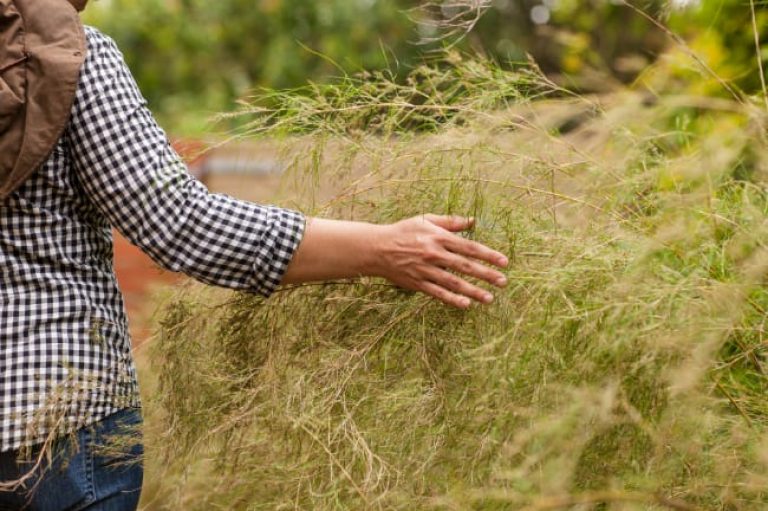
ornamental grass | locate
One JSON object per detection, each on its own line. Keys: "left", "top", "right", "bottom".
{"left": 141, "top": 56, "right": 768, "bottom": 510}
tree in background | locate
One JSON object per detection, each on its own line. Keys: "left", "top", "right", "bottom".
{"left": 84, "top": 0, "right": 768, "bottom": 134}
{"left": 472, "top": 0, "right": 667, "bottom": 87}
{"left": 666, "top": 0, "right": 768, "bottom": 97}
{"left": 84, "top": 0, "right": 422, "bottom": 133}
{"left": 428, "top": 0, "right": 767, "bottom": 95}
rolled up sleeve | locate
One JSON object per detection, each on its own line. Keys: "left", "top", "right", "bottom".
{"left": 66, "top": 28, "right": 304, "bottom": 296}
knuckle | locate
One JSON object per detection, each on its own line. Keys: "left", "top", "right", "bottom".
{"left": 422, "top": 245, "right": 444, "bottom": 262}
{"left": 468, "top": 242, "right": 484, "bottom": 256}
{"left": 422, "top": 250, "right": 439, "bottom": 263}
{"left": 409, "top": 281, "right": 425, "bottom": 293}
{"left": 432, "top": 231, "right": 448, "bottom": 243}
{"left": 448, "top": 276, "right": 464, "bottom": 290}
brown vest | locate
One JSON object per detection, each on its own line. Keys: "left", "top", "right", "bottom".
{"left": 0, "top": 0, "right": 86, "bottom": 199}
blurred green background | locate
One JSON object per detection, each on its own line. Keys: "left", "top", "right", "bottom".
{"left": 82, "top": 0, "right": 768, "bottom": 135}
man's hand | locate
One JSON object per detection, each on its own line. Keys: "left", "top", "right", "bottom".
{"left": 281, "top": 215, "right": 508, "bottom": 309}
{"left": 372, "top": 215, "right": 508, "bottom": 309}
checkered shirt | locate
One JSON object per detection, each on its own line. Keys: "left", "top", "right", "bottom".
{"left": 0, "top": 26, "right": 305, "bottom": 453}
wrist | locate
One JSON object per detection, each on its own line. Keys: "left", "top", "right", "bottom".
{"left": 356, "top": 222, "right": 389, "bottom": 278}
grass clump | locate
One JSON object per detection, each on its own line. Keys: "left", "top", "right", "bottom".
{"left": 145, "top": 56, "right": 768, "bottom": 510}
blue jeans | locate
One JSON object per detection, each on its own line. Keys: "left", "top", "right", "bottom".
{"left": 0, "top": 408, "right": 143, "bottom": 511}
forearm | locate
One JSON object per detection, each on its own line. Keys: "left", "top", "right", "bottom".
{"left": 280, "top": 214, "right": 509, "bottom": 309}
{"left": 281, "top": 218, "right": 382, "bottom": 284}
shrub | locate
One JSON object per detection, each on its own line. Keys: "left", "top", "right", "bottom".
{"left": 146, "top": 56, "right": 768, "bottom": 510}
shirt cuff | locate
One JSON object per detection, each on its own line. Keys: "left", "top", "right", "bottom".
{"left": 249, "top": 207, "right": 306, "bottom": 297}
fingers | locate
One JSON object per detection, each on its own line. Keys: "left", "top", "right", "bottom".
{"left": 438, "top": 252, "right": 508, "bottom": 288}
{"left": 418, "top": 215, "right": 509, "bottom": 268}
{"left": 423, "top": 214, "right": 474, "bottom": 233}
{"left": 419, "top": 281, "right": 473, "bottom": 309}
{"left": 414, "top": 272, "right": 502, "bottom": 309}
{"left": 424, "top": 267, "right": 495, "bottom": 306}
{"left": 389, "top": 214, "right": 512, "bottom": 309}
{"left": 442, "top": 234, "right": 509, "bottom": 269}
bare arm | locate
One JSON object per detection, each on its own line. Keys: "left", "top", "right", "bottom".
{"left": 282, "top": 215, "right": 509, "bottom": 309}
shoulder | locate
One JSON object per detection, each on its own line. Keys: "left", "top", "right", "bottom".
{"left": 74, "top": 26, "right": 140, "bottom": 102}
{"left": 80, "top": 25, "right": 124, "bottom": 71}
{"left": 83, "top": 26, "right": 124, "bottom": 64}
{"left": 69, "top": 25, "right": 147, "bottom": 123}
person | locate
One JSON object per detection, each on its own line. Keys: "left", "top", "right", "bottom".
{"left": 0, "top": 0, "right": 509, "bottom": 509}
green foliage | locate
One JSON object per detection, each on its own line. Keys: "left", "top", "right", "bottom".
{"left": 83, "top": 0, "right": 768, "bottom": 133}
{"left": 230, "top": 55, "right": 548, "bottom": 137}
{"left": 667, "top": 0, "right": 768, "bottom": 96}
{"left": 83, "top": 0, "right": 422, "bottom": 133}
{"left": 475, "top": 0, "right": 668, "bottom": 80}
{"left": 143, "top": 57, "right": 768, "bottom": 509}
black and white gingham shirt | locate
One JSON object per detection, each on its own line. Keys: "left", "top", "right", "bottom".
{"left": 0, "top": 27, "right": 305, "bottom": 453}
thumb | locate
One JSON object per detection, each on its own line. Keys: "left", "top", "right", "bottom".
{"left": 422, "top": 214, "right": 474, "bottom": 232}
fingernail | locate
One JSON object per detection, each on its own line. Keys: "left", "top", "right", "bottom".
{"left": 483, "top": 293, "right": 494, "bottom": 304}
{"left": 498, "top": 256, "right": 509, "bottom": 266}
{"left": 460, "top": 298, "right": 471, "bottom": 308}
{"left": 496, "top": 277, "right": 507, "bottom": 287}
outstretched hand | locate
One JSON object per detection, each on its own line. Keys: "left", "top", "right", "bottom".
{"left": 281, "top": 215, "right": 509, "bottom": 309}
{"left": 372, "top": 215, "right": 508, "bottom": 309}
